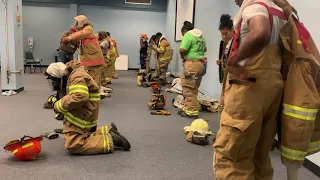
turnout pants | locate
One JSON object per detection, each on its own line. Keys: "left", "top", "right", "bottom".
{"left": 86, "top": 65, "right": 102, "bottom": 88}
{"left": 111, "top": 62, "right": 118, "bottom": 79}
{"left": 181, "top": 60, "right": 204, "bottom": 116}
{"left": 214, "top": 46, "right": 284, "bottom": 180}
{"left": 101, "top": 63, "right": 109, "bottom": 88}
{"left": 159, "top": 59, "right": 171, "bottom": 83}
{"left": 63, "top": 121, "right": 114, "bottom": 155}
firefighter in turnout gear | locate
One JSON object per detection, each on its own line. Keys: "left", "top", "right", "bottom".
{"left": 146, "top": 35, "right": 156, "bottom": 73}
{"left": 52, "top": 60, "right": 131, "bottom": 154}
{"left": 61, "top": 15, "right": 105, "bottom": 97}
{"left": 179, "top": 21, "right": 207, "bottom": 119}
{"left": 213, "top": 0, "right": 287, "bottom": 179}
{"left": 152, "top": 32, "right": 173, "bottom": 85}
{"left": 217, "top": 14, "right": 234, "bottom": 115}
{"left": 107, "top": 32, "right": 119, "bottom": 79}
{"left": 104, "top": 33, "right": 118, "bottom": 84}
{"left": 98, "top": 31, "right": 112, "bottom": 97}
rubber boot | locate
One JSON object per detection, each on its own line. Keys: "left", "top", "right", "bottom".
{"left": 109, "top": 123, "right": 131, "bottom": 151}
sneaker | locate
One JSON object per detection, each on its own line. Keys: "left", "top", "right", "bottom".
{"left": 9, "top": 90, "right": 17, "bottom": 95}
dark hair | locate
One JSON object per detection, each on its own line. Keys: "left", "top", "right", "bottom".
{"left": 181, "top": 21, "right": 194, "bottom": 31}
{"left": 98, "top": 31, "right": 107, "bottom": 41}
{"left": 106, "top": 32, "right": 110, "bottom": 36}
{"left": 149, "top": 35, "right": 156, "bottom": 43}
{"left": 219, "top": 14, "right": 233, "bottom": 30}
{"left": 155, "top": 32, "right": 162, "bottom": 38}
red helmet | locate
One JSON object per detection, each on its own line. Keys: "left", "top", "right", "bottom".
{"left": 140, "top": 34, "right": 148, "bottom": 39}
{"left": 4, "top": 136, "right": 43, "bottom": 161}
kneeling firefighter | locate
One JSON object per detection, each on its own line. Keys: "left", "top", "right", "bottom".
{"left": 50, "top": 60, "right": 130, "bottom": 154}
{"left": 151, "top": 32, "right": 173, "bottom": 85}
{"left": 178, "top": 21, "right": 207, "bottom": 119}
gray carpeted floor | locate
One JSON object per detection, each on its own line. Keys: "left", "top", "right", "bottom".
{"left": 0, "top": 70, "right": 318, "bottom": 180}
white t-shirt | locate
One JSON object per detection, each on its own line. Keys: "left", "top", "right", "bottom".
{"left": 240, "top": 0, "right": 287, "bottom": 45}
{"left": 100, "top": 40, "right": 109, "bottom": 53}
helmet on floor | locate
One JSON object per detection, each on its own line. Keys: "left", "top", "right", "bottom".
{"left": 190, "top": 119, "right": 212, "bottom": 135}
{"left": 137, "top": 74, "right": 149, "bottom": 88}
{"left": 150, "top": 83, "right": 161, "bottom": 93}
{"left": 4, "top": 136, "right": 43, "bottom": 161}
{"left": 148, "top": 94, "right": 166, "bottom": 110}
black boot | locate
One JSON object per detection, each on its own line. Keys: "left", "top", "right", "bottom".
{"left": 109, "top": 123, "right": 131, "bottom": 151}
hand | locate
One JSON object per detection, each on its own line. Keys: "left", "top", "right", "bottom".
{"left": 216, "top": 60, "right": 222, "bottom": 65}
{"left": 227, "top": 55, "right": 245, "bottom": 75}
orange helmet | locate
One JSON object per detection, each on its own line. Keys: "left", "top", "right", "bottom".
{"left": 140, "top": 34, "right": 148, "bottom": 39}
{"left": 4, "top": 136, "right": 43, "bottom": 161}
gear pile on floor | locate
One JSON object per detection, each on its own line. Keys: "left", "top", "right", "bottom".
{"left": 169, "top": 78, "right": 220, "bottom": 113}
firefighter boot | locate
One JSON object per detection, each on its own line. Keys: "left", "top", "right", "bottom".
{"left": 109, "top": 123, "right": 131, "bottom": 151}
{"left": 178, "top": 109, "right": 199, "bottom": 119}
{"left": 100, "top": 88, "right": 111, "bottom": 98}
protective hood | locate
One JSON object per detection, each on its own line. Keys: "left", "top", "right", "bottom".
{"left": 46, "top": 62, "right": 67, "bottom": 78}
{"left": 233, "top": 0, "right": 274, "bottom": 29}
{"left": 189, "top": 29, "right": 203, "bottom": 38}
{"left": 74, "top": 15, "right": 91, "bottom": 29}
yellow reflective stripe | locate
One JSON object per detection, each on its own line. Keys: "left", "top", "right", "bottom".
{"left": 89, "top": 93, "right": 100, "bottom": 101}
{"left": 64, "top": 112, "right": 97, "bottom": 129}
{"left": 105, "top": 126, "right": 111, "bottom": 152}
{"left": 56, "top": 100, "right": 67, "bottom": 112}
{"left": 280, "top": 145, "right": 307, "bottom": 161}
{"left": 12, "top": 149, "right": 18, "bottom": 155}
{"left": 282, "top": 103, "right": 318, "bottom": 121}
{"left": 183, "top": 107, "right": 199, "bottom": 116}
{"left": 22, "top": 142, "right": 34, "bottom": 149}
{"left": 69, "top": 84, "right": 89, "bottom": 95}
{"left": 308, "top": 140, "right": 320, "bottom": 154}
{"left": 102, "top": 127, "right": 107, "bottom": 153}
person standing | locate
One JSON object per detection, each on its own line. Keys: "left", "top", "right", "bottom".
{"left": 61, "top": 15, "right": 104, "bottom": 96}
{"left": 57, "top": 26, "right": 78, "bottom": 64}
{"left": 216, "top": 14, "right": 235, "bottom": 115}
{"left": 98, "top": 31, "right": 112, "bottom": 97}
{"left": 145, "top": 35, "right": 156, "bottom": 73}
{"left": 106, "top": 32, "right": 119, "bottom": 79}
{"left": 139, "top": 34, "right": 149, "bottom": 70}
{"left": 152, "top": 32, "right": 173, "bottom": 85}
{"left": 213, "top": 0, "right": 286, "bottom": 179}
{"left": 178, "top": 21, "right": 207, "bottom": 119}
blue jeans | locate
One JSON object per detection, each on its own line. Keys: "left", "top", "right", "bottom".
{"left": 57, "top": 50, "right": 74, "bottom": 64}
{"left": 140, "top": 54, "right": 147, "bottom": 69}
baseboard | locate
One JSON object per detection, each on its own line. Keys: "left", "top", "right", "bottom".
{"left": 2, "top": 87, "right": 24, "bottom": 93}
{"left": 24, "top": 65, "right": 48, "bottom": 67}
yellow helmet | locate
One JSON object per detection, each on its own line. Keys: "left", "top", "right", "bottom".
{"left": 190, "top": 119, "right": 212, "bottom": 135}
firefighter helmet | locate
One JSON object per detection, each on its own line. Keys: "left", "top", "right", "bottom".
{"left": 4, "top": 136, "right": 43, "bottom": 161}
{"left": 148, "top": 94, "right": 166, "bottom": 110}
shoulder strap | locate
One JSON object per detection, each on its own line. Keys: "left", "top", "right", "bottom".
{"left": 253, "top": 1, "right": 287, "bottom": 31}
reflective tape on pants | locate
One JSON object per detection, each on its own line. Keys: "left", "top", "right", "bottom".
{"left": 282, "top": 103, "right": 318, "bottom": 121}
{"left": 281, "top": 145, "right": 307, "bottom": 161}
{"left": 308, "top": 140, "right": 320, "bottom": 154}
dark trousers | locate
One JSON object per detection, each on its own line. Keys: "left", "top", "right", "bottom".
{"left": 140, "top": 54, "right": 147, "bottom": 69}
{"left": 57, "top": 50, "right": 74, "bottom": 64}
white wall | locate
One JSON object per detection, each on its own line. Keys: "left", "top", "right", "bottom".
{"left": 79, "top": 5, "right": 167, "bottom": 69}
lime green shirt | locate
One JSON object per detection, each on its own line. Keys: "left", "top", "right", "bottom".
{"left": 180, "top": 31, "right": 206, "bottom": 60}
